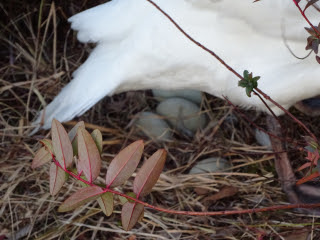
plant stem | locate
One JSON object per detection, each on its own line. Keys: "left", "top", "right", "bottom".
{"left": 146, "top": 0, "right": 318, "bottom": 143}
{"left": 292, "top": 0, "right": 320, "bottom": 37}
{"left": 255, "top": 88, "right": 317, "bottom": 141}
{"left": 145, "top": 0, "right": 242, "bottom": 80}
{"left": 53, "top": 156, "right": 320, "bottom": 217}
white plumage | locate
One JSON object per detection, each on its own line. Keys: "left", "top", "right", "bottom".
{"left": 33, "top": 0, "right": 320, "bottom": 130}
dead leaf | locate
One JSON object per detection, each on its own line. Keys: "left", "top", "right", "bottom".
{"left": 194, "top": 187, "right": 209, "bottom": 195}
{"left": 282, "top": 229, "right": 310, "bottom": 240}
{"left": 202, "top": 186, "right": 238, "bottom": 205}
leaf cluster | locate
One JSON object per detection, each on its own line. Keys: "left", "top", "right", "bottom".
{"left": 305, "top": 23, "right": 320, "bottom": 63}
{"left": 296, "top": 136, "right": 320, "bottom": 185}
{"left": 238, "top": 70, "right": 260, "bottom": 97}
{"left": 32, "top": 119, "right": 166, "bottom": 231}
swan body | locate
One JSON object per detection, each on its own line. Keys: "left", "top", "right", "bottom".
{"left": 34, "top": 0, "right": 320, "bottom": 130}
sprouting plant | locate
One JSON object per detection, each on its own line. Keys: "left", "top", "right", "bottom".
{"left": 238, "top": 70, "right": 260, "bottom": 97}
{"left": 32, "top": 119, "right": 166, "bottom": 230}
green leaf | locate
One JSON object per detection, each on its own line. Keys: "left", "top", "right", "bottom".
{"left": 68, "top": 121, "right": 85, "bottom": 156}
{"left": 238, "top": 70, "right": 260, "bottom": 97}
{"left": 91, "top": 129, "right": 103, "bottom": 154}
{"left": 119, "top": 192, "right": 137, "bottom": 204}
{"left": 97, "top": 192, "right": 114, "bottom": 216}
{"left": 246, "top": 87, "right": 251, "bottom": 98}
{"left": 243, "top": 70, "right": 249, "bottom": 79}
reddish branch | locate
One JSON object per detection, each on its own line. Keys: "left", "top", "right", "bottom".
{"left": 254, "top": 88, "right": 317, "bottom": 141}
{"left": 292, "top": 0, "right": 320, "bottom": 37}
{"left": 53, "top": 156, "right": 320, "bottom": 216}
{"left": 146, "top": 0, "right": 318, "bottom": 142}
{"left": 145, "top": 0, "right": 242, "bottom": 80}
{"left": 224, "top": 96, "right": 304, "bottom": 149}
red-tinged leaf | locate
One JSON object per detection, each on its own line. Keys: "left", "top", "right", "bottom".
{"left": 296, "top": 171, "right": 320, "bottom": 185}
{"left": 306, "top": 150, "right": 320, "bottom": 165}
{"left": 121, "top": 202, "right": 144, "bottom": 231}
{"left": 133, "top": 149, "right": 166, "bottom": 198}
{"left": 58, "top": 186, "right": 103, "bottom": 212}
{"left": 106, "top": 140, "right": 144, "bottom": 188}
{"left": 68, "top": 121, "right": 85, "bottom": 156}
{"left": 40, "top": 139, "right": 54, "bottom": 154}
{"left": 68, "top": 121, "right": 85, "bottom": 142}
{"left": 77, "top": 128, "right": 101, "bottom": 183}
{"left": 32, "top": 147, "right": 52, "bottom": 169}
{"left": 97, "top": 192, "right": 114, "bottom": 216}
{"left": 51, "top": 119, "right": 73, "bottom": 168}
{"left": 49, "top": 162, "right": 66, "bottom": 196}
{"left": 91, "top": 129, "right": 103, "bottom": 153}
{"left": 297, "top": 162, "right": 311, "bottom": 172}
{"left": 75, "top": 156, "right": 84, "bottom": 178}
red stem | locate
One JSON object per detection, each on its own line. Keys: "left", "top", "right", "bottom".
{"left": 145, "top": 0, "right": 242, "bottom": 80}
{"left": 53, "top": 156, "right": 320, "bottom": 216}
{"left": 292, "top": 0, "right": 320, "bottom": 37}
{"left": 145, "top": 0, "right": 317, "bottom": 143}
{"left": 255, "top": 88, "right": 317, "bottom": 141}
{"left": 223, "top": 96, "right": 303, "bottom": 148}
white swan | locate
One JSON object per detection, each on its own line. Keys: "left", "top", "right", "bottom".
{"left": 33, "top": 0, "right": 320, "bottom": 130}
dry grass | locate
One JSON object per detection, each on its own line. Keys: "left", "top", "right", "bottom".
{"left": 1, "top": 1, "right": 320, "bottom": 239}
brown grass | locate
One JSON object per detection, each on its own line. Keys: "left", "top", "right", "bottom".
{"left": 1, "top": 1, "right": 320, "bottom": 239}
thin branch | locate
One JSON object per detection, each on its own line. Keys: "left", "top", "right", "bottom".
{"left": 146, "top": 0, "right": 318, "bottom": 142}
{"left": 145, "top": 0, "right": 242, "bottom": 80}
{"left": 255, "top": 88, "right": 317, "bottom": 141}
{"left": 53, "top": 155, "right": 320, "bottom": 217}
{"left": 292, "top": 0, "right": 320, "bottom": 37}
